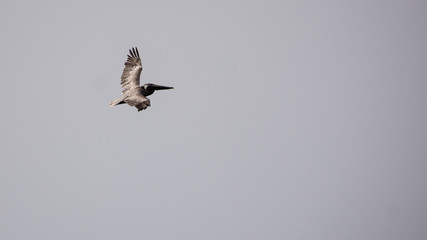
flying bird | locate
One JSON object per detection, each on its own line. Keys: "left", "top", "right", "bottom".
{"left": 110, "top": 47, "right": 173, "bottom": 111}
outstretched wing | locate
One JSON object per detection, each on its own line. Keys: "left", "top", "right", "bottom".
{"left": 120, "top": 47, "right": 142, "bottom": 94}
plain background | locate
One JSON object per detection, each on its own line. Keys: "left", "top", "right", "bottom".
{"left": 1, "top": 0, "right": 427, "bottom": 239}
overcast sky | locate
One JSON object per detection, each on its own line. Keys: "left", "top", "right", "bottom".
{"left": 1, "top": 0, "right": 427, "bottom": 239}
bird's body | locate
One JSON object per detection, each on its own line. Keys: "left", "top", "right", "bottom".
{"left": 110, "top": 47, "right": 173, "bottom": 112}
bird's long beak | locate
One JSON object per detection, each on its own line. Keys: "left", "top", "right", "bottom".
{"left": 150, "top": 84, "right": 174, "bottom": 90}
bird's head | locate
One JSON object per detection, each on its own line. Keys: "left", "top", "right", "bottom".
{"left": 143, "top": 83, "right": 174, "bottom": 91}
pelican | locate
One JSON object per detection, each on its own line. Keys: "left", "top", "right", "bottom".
{"left": 110, "top": 47, "right": 173, "bottom": 111}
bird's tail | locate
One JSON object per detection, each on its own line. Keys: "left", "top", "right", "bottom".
{"left": 110, "top": 97, "right": 124, "bottom": 107}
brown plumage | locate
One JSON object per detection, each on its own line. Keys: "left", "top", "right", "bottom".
{"left": 110, "top": 47, "right": 173, "bottom": 112}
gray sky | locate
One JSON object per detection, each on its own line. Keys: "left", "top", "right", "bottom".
{"left": 1, "top": 0, "right": 427, "bottom": 239}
